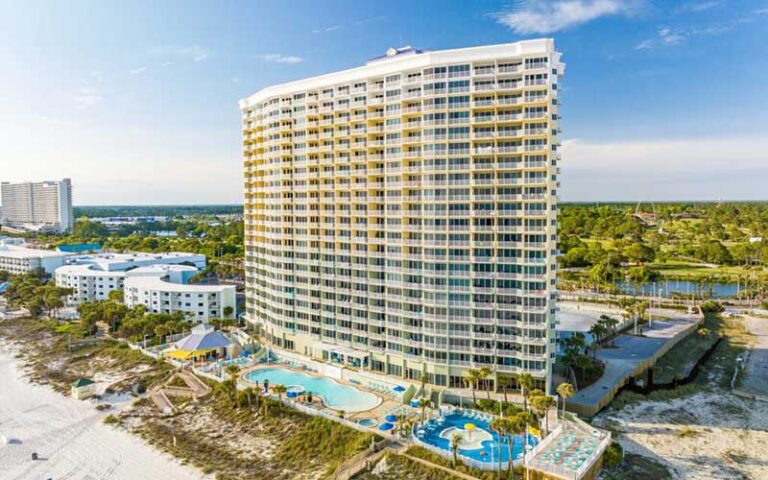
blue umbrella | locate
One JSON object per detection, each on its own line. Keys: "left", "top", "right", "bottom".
{"left": 385, "top": 414, "right": 398, "bottom": 423}
{"left": 379, "top": 422, "right": 395, "bottom": 431}
{"left": 393, "top": 386, "right": 406, "bottom": 392}
{"left": 410, "top": 400, "right": 421, "bottom": 408}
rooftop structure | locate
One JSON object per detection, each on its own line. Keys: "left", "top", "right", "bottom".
{"left": 55, "top": 251, "right": 206, "bottom": 305}
{"left": 241, "top": 39, "right": 562, "bottom": 393}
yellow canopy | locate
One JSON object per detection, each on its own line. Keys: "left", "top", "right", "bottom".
{"left": 165, "top": 348, "right": 215, "bottom": 360}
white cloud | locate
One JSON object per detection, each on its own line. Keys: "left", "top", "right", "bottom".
{"left": 560, "top": 137, "right": 768, "bottom": 201}
{"left": 90, "top": 70, "right": 104, "bottom": 83}
{"left": 258, "top": 53, "right": 304, "bottom": 64}
{"left": 312, "top": 25, "right": 340, "bottom": 33}
{"left": 161, "top": 61, "right": 174, "bottom": 67}
{"left": 635, "top": 23, "right": 730, "bottom": 49}
{"left": 675, "top": 1, "right": 720, "bottom": 13}
{"left": 494, "top": 0, "right": 633, "bottom": 34}
{"left": 129, "top": 66, "right": 148, "bottom": 75}
{"left": 231, "top": 77, "right": 240, "bottom": 83}
{"left": 73, "top": 87, "right": 103, "bottom": 109}
{"left": 152, "top": 45, "right": 210, "bottom": 62}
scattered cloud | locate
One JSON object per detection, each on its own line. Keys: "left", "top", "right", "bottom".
{"left": 493, "top": 0, "right": 636, "bottom": 34}
{"left": 312, "top": 25, "right": 340, "bottom": 34}
{"left": 73, "top": 87, "right": 103, "bottom": 109}
{"left": 231, "top": 77, "right": 240, "bottom": 83}
{"left": 90, "top": 70, "right": 104, "bottom": 83}
{"left": 152, "top": 45, "right": 210, "bottom": 62}
{"left": 257, "top": 53, "right": 304, "bottom": 64}
{"left": 675, "top": 1, "right": 721, "bottom": 13}
{"left": 161, "top": 61, "right": 174, "bottom": 67}
{"left": 129, "top": 66, "right": 148, "bottom": 75}
{"left": 635, "top": 22, "right": 732, "bottom": 49}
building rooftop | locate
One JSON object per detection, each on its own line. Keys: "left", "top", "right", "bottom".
{"left": 66, "top": 251, "right": 204, "bottom": 272}
{"left": 0, "top": 244, "right": 71, "bottom": 259}
{"left": 124, "top": 273, "right": 233, "bottom": 293}
{"left": 240, "top": 38, "right": 559, "bottom": 108}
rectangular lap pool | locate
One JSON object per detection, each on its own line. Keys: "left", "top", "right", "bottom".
{"left": 244, "top": 367, "right": 381, "bottom": 413}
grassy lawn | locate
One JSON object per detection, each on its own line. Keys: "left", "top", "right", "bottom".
{"left": 647, "top": 261, "right": 751, "bottom": 280}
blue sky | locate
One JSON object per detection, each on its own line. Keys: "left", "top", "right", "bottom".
{"left": 0, "top": 0, "right": 766, "bottom": 204}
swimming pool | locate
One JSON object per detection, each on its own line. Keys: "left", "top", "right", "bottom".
{"left": 243, "top": 367, "right": 381, "bottom": 412}
{"left": 414, "top": 411, "right": 538, "bottom": 465}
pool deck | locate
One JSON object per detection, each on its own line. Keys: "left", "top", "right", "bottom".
{"left": 239, "top": 363, "right": 414, "bottom": 422}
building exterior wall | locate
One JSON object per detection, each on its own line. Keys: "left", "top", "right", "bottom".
{"left": 240, "top": 40, "right": 562, "bottom": 392}
{"left": 0, "top": 179, "right": 73, "bottom": 233}
{"left": 54, "top": 253, "right": 207, "bottom": 306}
{"left": 123, "top": 277, "right": 236, "bottom": 323}
{"left": 0, "top": 246, "right": 69, "bottom": 275}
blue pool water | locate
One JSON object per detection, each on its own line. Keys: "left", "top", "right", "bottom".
{"left": 415, "top": 411, "right": 538, "bottom": 464}
{"left": 244, "top": 367, "right": 381, "bottom": 412}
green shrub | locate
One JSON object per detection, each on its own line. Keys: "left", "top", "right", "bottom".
{"left": 700, "top": 300, "right": 724, "bottom": 314}
{"left": 103, "top": 414, "right": 121, "bottom": 426}
{"left": 603, "top": 441, "right": 623, "bottom": 469}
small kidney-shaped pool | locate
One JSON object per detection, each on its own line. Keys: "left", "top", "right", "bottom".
{"left": 244, "top": 367, "right": 381, "bottom": 413}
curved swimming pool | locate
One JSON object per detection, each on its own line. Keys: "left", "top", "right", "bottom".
{"left": 244, "top": 367, "right": 381, "bottom": 412}
{"left": 414, "top": 411, "right": 538, "bottom": 465}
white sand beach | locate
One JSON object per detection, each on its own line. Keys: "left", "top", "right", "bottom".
{"left": 0, "top": 345, "right": 207, "bottom": 480}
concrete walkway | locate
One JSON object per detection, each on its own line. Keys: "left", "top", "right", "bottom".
{"left": 740, "top": 314, "right": 768, "bottom": 399}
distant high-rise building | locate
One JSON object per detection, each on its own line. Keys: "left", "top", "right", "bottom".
{"left": 240, "top": 40, "right": 563, "bottom": 392}
{"left": 0, "top": 178, "right": 73, "bottom": 233}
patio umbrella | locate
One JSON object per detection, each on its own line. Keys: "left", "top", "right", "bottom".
{"left": 385, "top": 414, "right": 398, "bottom": 423}
{"left": 379, "top": 422, "right": 395, "bottom": 431}
{"left": 393, "top": 386, "right": 406, "bottom": 392}
{"left": 410, "top": 400, "right": 421, "bottom": 408}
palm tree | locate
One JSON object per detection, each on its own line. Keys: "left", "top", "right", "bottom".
{"left": 588, "top": 322, "right": 606, "bottom": 358}
{"left": 450, "top": 433, "right": 463, "bottom": 467}
{"left": 418, "top": 397, "right": 431, "bottom": 422}
{"left": 518, "top": 373, "right": 535, "bottom": 412}
{"left": 511, "top": 412, "right": 533, "bottom": 475}
{"left": 225, "top": 364, "right": 240, "bottom": 382}
{"left": 479, "top": 366, "right": 493, "bottom": 400}
{"left": 499, "top": 377, "right": 509, "bottom": 404}
{"left": 529, "top": 392, "right": 556, "bottom": 436}
{"left": 489, "top": 418, "right": 508, "bottom": 477}
{"left": 420, "top": 371, "right": 429, "bottom": 395}
{"left": 272, "top": 384, "right": 287, "bottom": 402}
{"left": 556, "top": 382, "right": 575, "bottom": 419}
{"left": 464, "top": 369, "right": 481, "bottom": 407}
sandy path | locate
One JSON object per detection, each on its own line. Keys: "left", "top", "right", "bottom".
{"left": 0, "top": 348, "right": 208, "bottom": 480}
{"left": 594, "top": 391, "right": 768, "bottom": 479}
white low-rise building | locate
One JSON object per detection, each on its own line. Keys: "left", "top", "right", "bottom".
{"left": 55, "top": 251, "right": 206, "bottom": 306}
{"left": 0, "top": 241, "right": 71, "bottom": 275}
{"left": 124, "top": 266, "right": 236, "bottom": 322}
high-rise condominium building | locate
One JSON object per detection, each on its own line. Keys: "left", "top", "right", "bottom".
{"left": 0, "top": 179, "right": 73, "bottom": 233}
{"left": 241, "top": 39, "right": 563, "bottom": 393}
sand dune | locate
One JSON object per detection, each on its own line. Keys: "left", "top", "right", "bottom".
{"left": 0, "top": 347, "right": 207, "bottom": 480}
